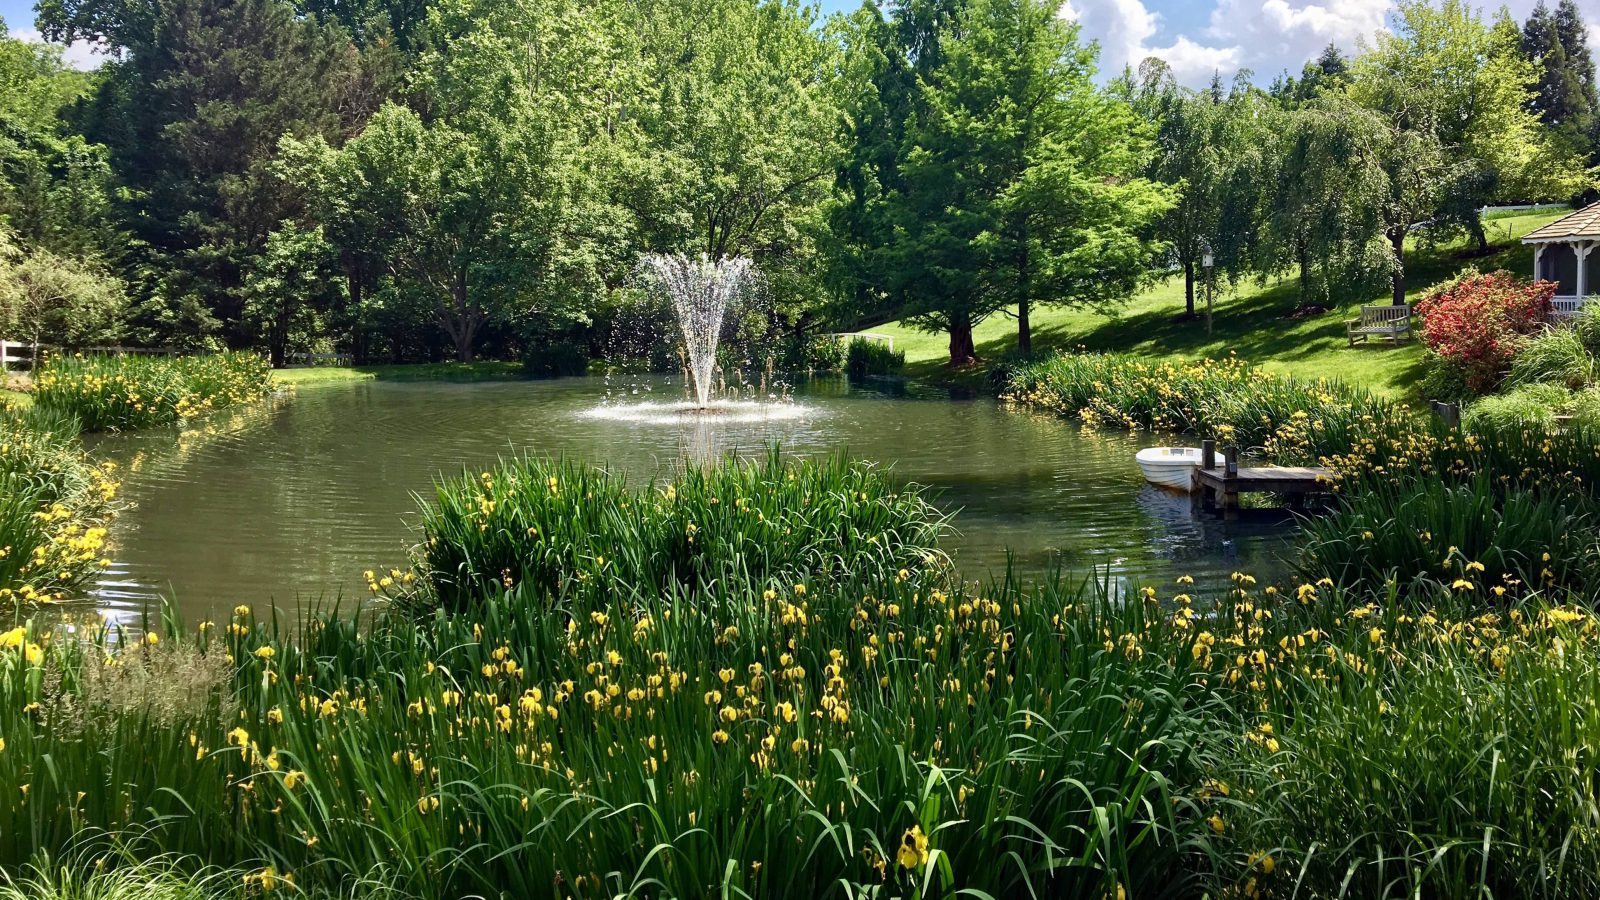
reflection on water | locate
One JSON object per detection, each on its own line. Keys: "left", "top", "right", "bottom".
{"left": 85, "top": 375, "right": 1296, "bottom": 624}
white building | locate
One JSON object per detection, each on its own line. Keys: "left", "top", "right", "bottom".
{"left": 1523, "top": 202, "right": 1600, "bottom": 319}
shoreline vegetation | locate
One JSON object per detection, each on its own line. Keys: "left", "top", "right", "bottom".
{"left": 4, "top": 435, "right": 1600, "bottom": 897}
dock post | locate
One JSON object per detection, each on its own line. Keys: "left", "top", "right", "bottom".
{"left": 1222, "top": 446, "right": 1240, "bottom": 517}
{"left": 1201, "top": 439, "right": 1215, "bottom": 470}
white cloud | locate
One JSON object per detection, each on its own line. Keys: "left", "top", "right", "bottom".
{"left": 1204, "top": 0, "right": 1389, "bottom": 79}
{"left": 1062, "top": 0, "right": 1241, "bottom": 83}
{"left": 8, "top": 26, "right": 105, "bottom": 71}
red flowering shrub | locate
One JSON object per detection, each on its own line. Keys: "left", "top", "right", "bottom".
{"left": 1413, "top": 269, "right": 1556, "bottom": 393}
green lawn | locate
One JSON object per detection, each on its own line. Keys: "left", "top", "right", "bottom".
{"left": 272, "top": 360, "right": 527, "bottom": 387}
{"left": 870, "top": 210, "right": 1564, "bottom": 397}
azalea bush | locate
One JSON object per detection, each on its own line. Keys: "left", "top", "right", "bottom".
{"left": 1414, "top": 269, "right": 1556, "bottom": 393}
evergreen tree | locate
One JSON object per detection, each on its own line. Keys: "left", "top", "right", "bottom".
{"left": 1523, "top": 0, "right": 1599, "bottom": 163}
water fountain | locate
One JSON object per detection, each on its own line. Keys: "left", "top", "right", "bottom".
{"left": 638, "top": 253, "right": 752, "bottom": 409}
{"left": 582, "top": 253, "right": 811, "bottom": 428}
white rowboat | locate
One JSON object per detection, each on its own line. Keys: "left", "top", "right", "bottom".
{"left": 1135, "top": 446, "right": 1207, "bottom": 493}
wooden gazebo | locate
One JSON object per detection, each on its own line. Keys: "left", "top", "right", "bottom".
{"left": 1523, "top": 201, "right": 1600, "bottom": 318}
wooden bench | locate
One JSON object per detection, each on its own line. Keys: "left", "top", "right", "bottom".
{"left": 1346, "top": 304, "right": 1412, "bottom": 345}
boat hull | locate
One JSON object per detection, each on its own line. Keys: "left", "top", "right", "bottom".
{"left": 1135, "top": 447, "right": 1205, "bottom": 493}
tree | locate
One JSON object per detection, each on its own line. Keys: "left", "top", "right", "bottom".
{"left": 831, "top": 0, "right": 1166, "bottom": 364}
{"left": 0, "top": 226, "right": 125, "bottom": 352}
{"left": 244, "top": 223, "right": 343, "bottom": 367}
{"left": 1522, "top": 0, "right": 1599, "bottom": 164}
{"left": 1349, "top": 0, "right": 1590, "bottom": 303}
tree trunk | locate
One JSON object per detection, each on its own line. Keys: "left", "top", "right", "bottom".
{"left": 1017, "top": 298, "right": 1032, "bottom": 356}
{"left": 1470, "top": 215, "right": 1490, "bottom": 254}
{"left": 1184, "top": 261, "right": 1195, "bottom": 317}
{"left": 452, "top": 266, "right": 475, "bottom": 363}
{"left": 948, "top": 318, "right": 976, "bottom": 367}
{"left": 348, "top": 269, "right": 368, "bottom": 366}
{"left": 1389, "top": 229, "right": 1407, "bottom": 305}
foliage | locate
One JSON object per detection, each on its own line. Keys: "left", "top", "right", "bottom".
{"left": 1299, "top": 475, "right": 1596, "bottom": 595}
{"left": 844, "top": 337, "right": 903, "bottom": 378}
{"left": 1507, "top": 324, "right": 1597, "bottom": 388}
{"left": 1522, "top": 0, "right": 1600, "bottom": 165}
{"left": 0, "top": 227, "right": 125, "bottom": 350}
{"left": 1225, "top": 592, "right": 1600, "bottom": 898}
{"left": 414, "top": 452, "right": 948, "bottom": 612}
{"left": 1414, "top": 269, "right": 1556, "bottom": 392}
{"left": 0, "top": 401, "right": 117, "bottom": 605}
{"left": 1002, "top": 352, "right": 1404, "bottom": 463}
{"left": 1463, "top": 381, "right": 1570, "bottom": 430}
{"left": 32, "top": 353, "right": 273, "bottom": 431}
{"left": 0, "top": 457, "right": 1231, "bottom": 899}
{"left": 519, "top": 342, "right": 588, "bottom": 379}
{"left": 828, "top": 0, "right": 1168, "bottom": 363}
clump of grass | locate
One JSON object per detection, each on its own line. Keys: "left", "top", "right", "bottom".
{"left": 1299, "top": 475, "right": 1597, "bottom": 596}
{"left": 845, "top": 338, "right": 905, "bottom": 378}
{"left": 1508, "top": 325, "right": 1596, "bottom": 390}
{"left": 0, "top": 403, "right": 118, "bottom": 605}
{"left": 412, "top": 450, "right": 950, "bottom": 612}
{"left": 1221, "top": 592, "right": 1600, "bottom": 898}
{"left": 1462, "top": 381, "right": 1569, "bottom": 430}
{"left": 1002, "top": 352, "right": 1406, "bottom": 464}
{"left": 32, "top": 353, "right": 273, "bottom": 432}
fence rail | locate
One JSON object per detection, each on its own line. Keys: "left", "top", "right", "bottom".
{"left": 1, "top": 340, "right": 182, "bottom": 372}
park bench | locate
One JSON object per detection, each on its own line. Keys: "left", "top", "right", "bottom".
{"left": 1346, "top": 304, "right": 1412, "bottom": 346}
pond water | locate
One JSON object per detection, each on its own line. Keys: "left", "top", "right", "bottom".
{"left": 87, "top": 376, "right": 1296, "bottom": 624}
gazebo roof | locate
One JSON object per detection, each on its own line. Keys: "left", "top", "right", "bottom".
{"left": 1523, "top": 201, "right": 1600, "bottom": 243}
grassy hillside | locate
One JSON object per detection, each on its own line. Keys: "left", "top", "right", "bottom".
{"left": 870, "top": 210, "right": 1566, "bottom": 397}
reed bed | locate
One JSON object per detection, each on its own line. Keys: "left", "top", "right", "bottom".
{"left": 32, "top": 352, "right": 273, "bottom": 432}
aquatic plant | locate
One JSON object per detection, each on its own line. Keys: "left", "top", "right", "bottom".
{"left": 413, "top": 451, "right": 949, "bottom": 612}
{"left": 845, "top": 338, "right": 905, "bottom": 379}
{"left": 1001, "top": 352, "right": 1405, "bottom": 464}
{"left": 1299, "top": 475, "right": 1597, "bottom": 596}
{"left": 32, "top": 352, "right": 273, "bottom": 432}
{"left": 0, "top": 402, "right": 118, "bottom": 605}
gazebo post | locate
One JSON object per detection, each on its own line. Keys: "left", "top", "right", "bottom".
{"left": 1533, "top": 244, "right": 1544, "bottom": 283}
{"left": 1579, "top": 241, "right": 1592, "bottom": 303}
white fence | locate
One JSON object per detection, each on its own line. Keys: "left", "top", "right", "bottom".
{"left": 1, "top": 340, "right": 181, "bottom": 373}
{"left": 830, "top": 331, "right": 895, "bottom": 352}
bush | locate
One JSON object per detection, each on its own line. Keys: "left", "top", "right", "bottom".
{"left": 1299, "top": 475, "right": 1597, "bottom": 596}
{"left": 1573, "top": 302, "right": 1600, "bottom": 356}
{"left": 1415, "top": 353, "right": 1476, "bottom": 403}
{"left": 845, "top": 337, "right": 905, "bottom": 378}
{"left": 33, "top": 352, "right": 273, "bottom": 432}
{"left": 1462, "top": 381, "right": 1570, "bottom": 431}
{"left": 1413, "top": 269, "right": 1556, "bottom": 393}
{"left": 785, "top": 331, "right": 845, "bottom": 373}
{"left": 1508, "top": 325, "right": 1596, "bottom": 389}
{"left": 520, "top": 341, "right": 589, "bottom": 378}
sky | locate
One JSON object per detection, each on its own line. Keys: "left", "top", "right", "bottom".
{"left": 4, "top": 0, "right": 1599, "bottom": 86}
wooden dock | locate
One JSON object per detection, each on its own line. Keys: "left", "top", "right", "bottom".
{"left": 1193, "top": 441, "right": 1333, "bottom": 513}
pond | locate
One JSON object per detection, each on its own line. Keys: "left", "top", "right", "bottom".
{"left": 87, "top": 375, "right": 1296, "bottom": 624}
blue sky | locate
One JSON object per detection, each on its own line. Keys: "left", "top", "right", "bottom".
{"left": 6, "top": 0, "right": 1599, "bottom": 86}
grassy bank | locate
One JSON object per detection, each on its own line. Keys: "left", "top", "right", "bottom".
{"left": 273, "top": 360, "right": 527, "bottom": 387}
{"left": 874, "top": 210, "right": 1564, "bottom": 396}
{"left": 33, "top": 353, "right": 273, "bottom": 432}
{"left": 0, "top": 403, "right": 119, "bottom": 604}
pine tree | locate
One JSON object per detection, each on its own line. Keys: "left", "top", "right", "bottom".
{"left": 1523, "top": 0, "right": 1599, "bottom": 160}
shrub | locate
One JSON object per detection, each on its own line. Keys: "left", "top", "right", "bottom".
{"left": 1573, "top": 301, "right": 1600, "bottom": 356}
{"left": 33, "top": 352, "right": 273, "bottom": 432}
{"left": 1413, "top": 269, "right": 1556, "bottom": 393}
{"left": 1507, "top": 325, "right": 1596, "bottom": 389}
{"left": 1415, "top": 353, "right": 1476, "bottom": 403}
{"left": 520, "top": 341, "right": 589, "bottom": 378}
{"left": 1299, "top": 475, "right": 1597, "bottom": 596}
{"left": 845, "top": 337, "right": 905, "bottom": 378}
{"left": 1462, "top": 381, "right": 1569, "bottom": 431}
